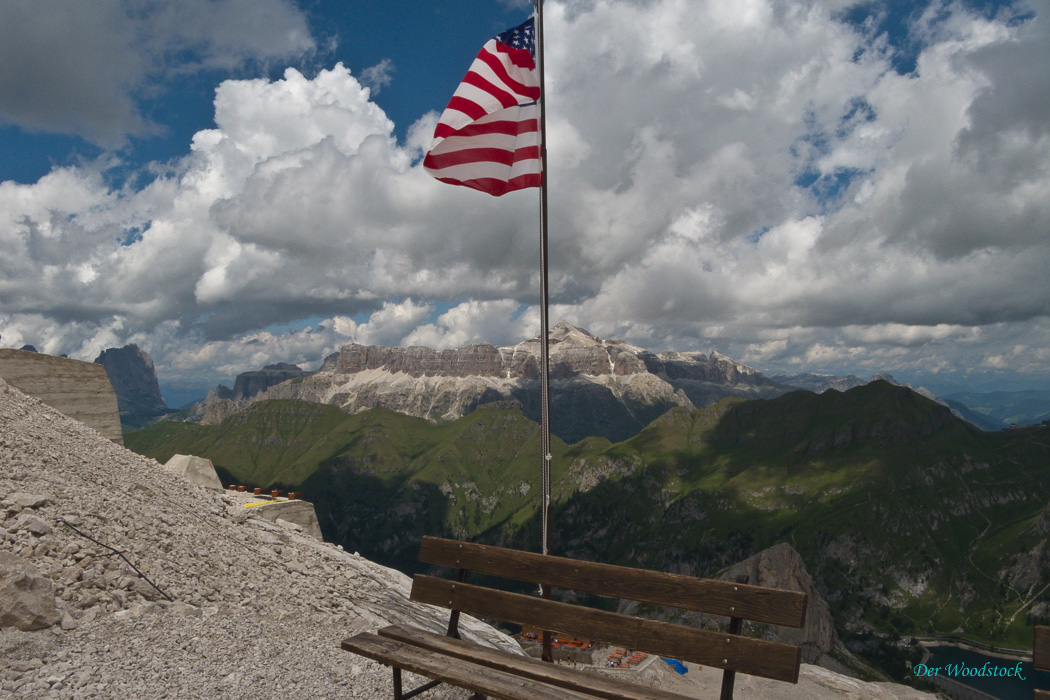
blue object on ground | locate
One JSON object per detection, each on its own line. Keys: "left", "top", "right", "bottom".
{"left": 663, "top": 658, "right": 688, "bottom": 675}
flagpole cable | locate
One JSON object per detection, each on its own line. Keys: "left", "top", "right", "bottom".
{"left": 534, "top": 0, "right": 553, "bottom": 561}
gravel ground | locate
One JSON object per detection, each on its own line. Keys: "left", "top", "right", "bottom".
{"left": 0, "top": 376, "right": 505, "bottom": 699}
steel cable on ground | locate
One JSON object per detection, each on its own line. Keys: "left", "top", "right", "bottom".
{"left": 60, "top": 519, "right": 174, "bottom": 602}
{"left": 53, "top": 462, "right": 299, "bottom": 606}
{"left": 116, "top": 472, "right": 364, "bottom": 610}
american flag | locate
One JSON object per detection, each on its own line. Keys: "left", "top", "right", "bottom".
{"left": 423, "top": 18, "right": 541, "bottom": 197}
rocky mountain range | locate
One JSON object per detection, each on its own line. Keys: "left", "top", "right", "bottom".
{"left": 195, "top": 322, "right": 788, "bottom": 443}
{"left": 771, "top": 372, "right": 897, "bottom": 394}
{"left": 179, "top": 323, "right": 1047, "bottom": 444}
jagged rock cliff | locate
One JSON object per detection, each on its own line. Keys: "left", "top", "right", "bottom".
{"left": 185, "top": 363, "right": 313, "bottom": 424}
{"left": 94, "top": 345, "right": 167, "bottom": 416}
{"left": 717, "top": 543, "right": 839, "bottom": 662}
{"left": 620, "top": 543, "right": 845, "bottom": 668}
{"left": 204, "top": 322, "right": 787, "bottom": 444}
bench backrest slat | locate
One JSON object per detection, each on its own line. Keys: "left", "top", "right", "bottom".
{"left": 411, "top": 574, "right": 803, "bottom": 683}
{"left": 1036, "top": 626, "right": 1049, "bottom": 671}
{"left": 419, "top": 536, "right": 807, "bottom": 628}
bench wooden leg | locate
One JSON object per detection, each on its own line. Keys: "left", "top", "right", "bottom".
{"left": 719, "top": 574, "right": 750, "bottom": 700}
{"left": 541, "top": 583, "right": 553, "bottom": 663}
{"left": 391, "top": 666, "right": 444, "bottom": 700}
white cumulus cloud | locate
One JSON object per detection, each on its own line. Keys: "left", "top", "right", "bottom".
{"left": 1, "top": 0, "right": 1048, "bottom": 393}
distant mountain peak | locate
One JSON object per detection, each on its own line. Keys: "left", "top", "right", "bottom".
{"left": 550, "top": 320, "right": 588, "bottom": 334}
{"left": 94, "top": 344, "right": 167, "bottom": 416}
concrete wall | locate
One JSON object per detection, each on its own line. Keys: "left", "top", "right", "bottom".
{"left": 0, "top": 349, "right": 123, "bottom": 445}
{"left": 249, "top": 500, "right": 323, "bottom": 541}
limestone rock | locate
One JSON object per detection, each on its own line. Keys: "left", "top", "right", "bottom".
{"left": 717, "top": 542, "right": 838, "bottom": 661}
{"left": 619, "top": 542, "right": 838, "bottom": 665}
{"left": 163, "top": 454, "right": 223, "bottom": 491}
{"left": 196, "top": 391, "right": 240, "bottom": 425}
{"left": 210, "top": 321, "right": 787, "bottom": 444}
{"left": 94, "top": 344, "right": 167, "bottom": 416}
{"left": 0, "top": 551, "right": 61, "bottom": 630}
{"left": 10, "top": 492, "right": 50, "bottom": 509}
{"left": 230, "top": 362, "right": 309, "bottom": 400}
{"left": 14, "top": 513, "right": 52, "bottom": 536}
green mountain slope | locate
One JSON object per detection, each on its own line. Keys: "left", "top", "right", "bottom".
{"left": 125, "top": 381, "right": 1050, "bottom": 647}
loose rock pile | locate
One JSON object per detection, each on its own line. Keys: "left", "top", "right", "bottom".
{"left": 0, "top": 376, "right": 510, "bottom": 698}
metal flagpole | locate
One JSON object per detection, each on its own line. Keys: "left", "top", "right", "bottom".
{"left": 534, "top": 0, "right": 555, "bottom": 665}
{"left": 534, "top": 0, "right": 552, "bottom": 560}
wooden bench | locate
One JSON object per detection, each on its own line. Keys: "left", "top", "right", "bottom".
{"left": 1036, "top": 625, "right": 1049, "bottom": 700}
{"left": 342, "top": 537, "right": 808, "bottom": 699}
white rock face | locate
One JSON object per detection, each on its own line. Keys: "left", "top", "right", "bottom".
{"left": 246, "top": 499, "right": 325, "bottom": 541}
{"left": 208, "top": 322, "right": 787, "bottom": 444}
{"left": 0, "top": 348, "right": 123, "bottom": 444}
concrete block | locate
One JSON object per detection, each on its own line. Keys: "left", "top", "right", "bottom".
{"left": 163, "top": 454, "right": 224, "bottom": 491}
{"left": 248, "top": 500, "right": 323, "bottom": 541}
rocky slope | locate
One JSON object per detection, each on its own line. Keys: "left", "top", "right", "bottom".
{"left": 0, "top": 376, "right": 513, "bottom": 698}
{"left": 201, "top": 322, "right": 787, "bottom": 444}
{"left": 94, "top": 345, "right": 167, "bottom": 416}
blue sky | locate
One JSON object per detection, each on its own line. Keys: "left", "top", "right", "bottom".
{"left": 1, "top": 0, "right": 1048, "bottom": 401}
{"left": 0, "top": 1, "right": 531, "bottom": 184}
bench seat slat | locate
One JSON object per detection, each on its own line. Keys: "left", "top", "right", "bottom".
{"left": 411, "top": 575, "right": 802, "bottom": 683}
{"left": 419, "top": 536, "right": 807, "bottom": 628}
{"left": 1036, "top": 626, "right": 1049, "bottom": 671}
{"left": 342, "top": 632, "right": 597, "bottom": 700}
{"left": 378, "top": 623, "right": 691, "bottom": 700}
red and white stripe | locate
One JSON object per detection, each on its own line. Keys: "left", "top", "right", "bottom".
{"left": 424, "top": 36, "right": 542, "bottom": 196}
